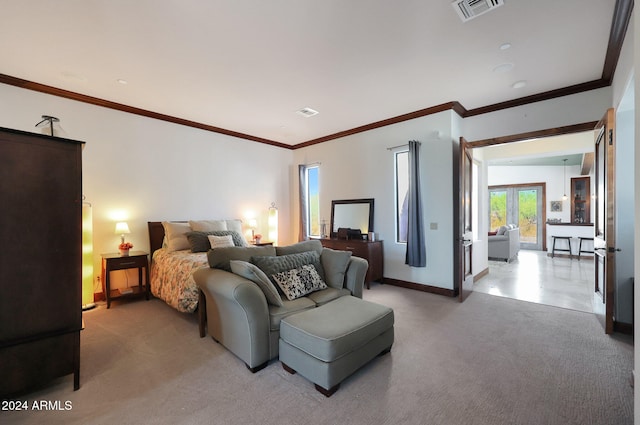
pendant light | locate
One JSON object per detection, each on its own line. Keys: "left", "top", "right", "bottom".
{"left": 562, "top": 159, "right": 568, "bottom": 200}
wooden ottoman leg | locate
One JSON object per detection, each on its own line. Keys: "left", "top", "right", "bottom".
{"left": 315, "top": 383, "right": 340, "bottom": 397}
{"left": 282, "top": 362, "right": 296, "bottom": 374}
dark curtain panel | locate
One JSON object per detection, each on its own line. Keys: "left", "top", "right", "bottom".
{"left": 405, "top": 140, "right": 426, "bottom": 267}
{"left": 298, "top": 164, "right": 309, "bottom": 241}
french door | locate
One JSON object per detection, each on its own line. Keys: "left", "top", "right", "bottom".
{"left": 593, "top": 108, "right": 616, "bottom": 334}
{"left": 489, "top": 184, "right": 545, "bottom": 251}
{"left": 457, "top": 137, "right": 473, "bottom": 302}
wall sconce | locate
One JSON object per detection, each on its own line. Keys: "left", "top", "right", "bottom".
{"left": 115, "top": 222, "right": 131, "bottom": 244}
{"left": 268, "top": 202, "right": 278, "bottom": 245}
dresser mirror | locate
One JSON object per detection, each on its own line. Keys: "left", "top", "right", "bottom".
{"left": 330, "top": 198, "right": 374, "bottom": 238}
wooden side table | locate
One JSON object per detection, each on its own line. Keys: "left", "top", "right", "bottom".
{"left": 101, "top": 251, "right": 150, "bottom": 308}
{"left": 252, "top": 241, "right": 274, "bottom": 246}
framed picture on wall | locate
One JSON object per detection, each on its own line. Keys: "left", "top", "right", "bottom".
{"left": 550, "top": 201, "right": 562, "bottom": 212}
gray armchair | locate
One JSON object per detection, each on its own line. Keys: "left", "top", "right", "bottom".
{"left": 488, "top": 225, "right": 520, "bottom": 262}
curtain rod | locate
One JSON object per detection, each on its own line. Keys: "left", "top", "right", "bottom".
{"left": 386, "top": 140, "right": 421, "bottom": 151}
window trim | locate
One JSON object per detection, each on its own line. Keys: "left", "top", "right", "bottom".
{"left": 394, "top": 149, "right": 409, "bottom": 244}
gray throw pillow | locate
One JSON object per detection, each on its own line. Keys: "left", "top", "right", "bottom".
{"left": 272, "top": 264, "right": 327, "bottom": 301}
{"left": 251, "top": 250, "right": 324, "bottom": 285}
{"left": 229, "top": 260, "right": 283, "bottom": 306}
{"left": 208, "top": 245, "right": 276, "bottom": 271}
{"left": 186, "top": 230, "right": 246, "bottom": 252}
{"left": 320, "top": 248, "right": 352, "bottom": 289}
{"left": 275, "top": 240, "right": 323, "bottom": 256}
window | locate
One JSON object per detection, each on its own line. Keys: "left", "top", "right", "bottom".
{"left": 395, "top": 150, "right": 409, "bottom": 243}
{"left": 305, "top": 165, "right": 320, "bottom": 237}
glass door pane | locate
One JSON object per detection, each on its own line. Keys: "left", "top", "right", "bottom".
{"left": 518, "top": 189, "right": 538, "bottom": 245}
{"left": 489, "top": 190, "right": 507, "bottom": 231}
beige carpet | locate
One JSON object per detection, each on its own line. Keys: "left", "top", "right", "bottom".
{"left": 4, "top": 284, "right": 633, "bottom": 425}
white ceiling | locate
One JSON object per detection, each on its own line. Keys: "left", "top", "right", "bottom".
{"left": 482, "top": 131, "right": 595, "bottom": 166}
{"left": 0, "top": 1, "right": 617, "bottom": 146}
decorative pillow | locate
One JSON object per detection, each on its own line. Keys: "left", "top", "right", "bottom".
{"left": 189, "top": 220, "right": 228, "bottom": 232}
{"left": 272, "top": 264, "right": 327, "bottom": 301}
{"left": 225, "top": 220, "right": 245, "bottom": 237}
{"left": 275, "top": 240, "right": 323, "bottom": 256}
{"left": 208, "top": 234, "right": 234, "bottom": 249}
{"left": 186, "top": 230, "right": 246, "bottom": 252}
{"left": 497, "top": 225, "right": 508, "bottom": 235}
{"left": 320, "top": 248, "right": 352, "bottom": 289}
{"left": 229, "top": 260, "right": 283, "bottom": 306}
{"left": 162, "top": 221, "right": 192, "bottom": 251}
{"left": 208, "top": 245, "right": 276, "bottom": 272}
{"left": 251, "top": 251, "right": 324, "bottom": 285}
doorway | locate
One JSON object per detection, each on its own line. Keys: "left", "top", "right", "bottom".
{"left": 472, "top": 128, "right": 596, "bottom": 313}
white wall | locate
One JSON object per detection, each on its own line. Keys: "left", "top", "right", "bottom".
{"left": 603, "top": 2, "right": 636, "bottom": 332}
{"left": 293, "top": 111, "right": 457, "bottom": 290}
{"left": 463, "top": 87, "right": 612, "bottom": 141}
{"left": 0, "top": 83, "right": 294, "bottom": 292}
{"left": 633, "top": 7, "right": 640, "bottom": 423}
{"left": 611, "top": 13, "right": 635, "bottom": 329}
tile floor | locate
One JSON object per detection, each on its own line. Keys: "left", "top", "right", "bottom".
{"left": 474, "top": 249, "right": 594, "bottom": 313}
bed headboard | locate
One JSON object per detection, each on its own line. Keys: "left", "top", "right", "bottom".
{"left": 147, "top": 222, "right": 166, "bottom": 256}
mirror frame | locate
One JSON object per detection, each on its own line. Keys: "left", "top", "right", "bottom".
{"left": 330, "top": 198, "right": 374, "bottom": 238}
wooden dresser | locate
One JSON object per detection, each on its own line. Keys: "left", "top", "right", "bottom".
{"left": 0, "top": 127, "right": 84, "bottom": 396}
{"left": 320, "top": 239, "right": 383, "bottom": 289}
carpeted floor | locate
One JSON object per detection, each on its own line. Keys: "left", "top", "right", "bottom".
{"left": 3, "top": 284, "right": 633, "bottom": 425}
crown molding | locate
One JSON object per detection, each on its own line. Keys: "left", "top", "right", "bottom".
{"left": 0, "top": 74, "right": 290, "bottom": 149}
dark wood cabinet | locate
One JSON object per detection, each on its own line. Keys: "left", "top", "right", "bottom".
{"left": 570, "top": 177, "right": 590, "bottom": 224}
{"left": 320, "top": 239, "right": 383, "bottom": 289}
{"left": 0, "top": 127, "right": 84, "bottom": 396}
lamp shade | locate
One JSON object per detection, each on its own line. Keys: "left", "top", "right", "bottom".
{"left": 115, "top": 222, "right": 130, "bottom": 235}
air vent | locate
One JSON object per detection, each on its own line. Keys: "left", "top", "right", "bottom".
{"left": 296, "top": 107, "right": 319, "bottom": 118}
{"left": 452, "top": 0, "right": 504, "bottom": 22}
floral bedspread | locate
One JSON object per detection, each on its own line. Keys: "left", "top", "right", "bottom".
{"left": 150, "top": 248, "right": 208, "bottom": 313}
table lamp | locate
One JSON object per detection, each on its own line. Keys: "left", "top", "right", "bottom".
{"left": 115, "top": 222, "right": 131, "bottom": 244}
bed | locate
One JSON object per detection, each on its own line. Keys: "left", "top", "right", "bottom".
{"left": 148, "top": 222, "right": 207, "bottom": 313}
{"left": 147, "top": 220, "right": 248, "bottom": 313}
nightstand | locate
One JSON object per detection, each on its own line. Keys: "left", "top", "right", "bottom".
{"left": 252, "top": 241, "right": 274, "bottom": 246}
{"left": 101, "top": 251, "right": 150, "bottom": 309}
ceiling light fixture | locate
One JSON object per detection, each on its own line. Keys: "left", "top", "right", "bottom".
{"left": 493, "top": 63, "right": 514, "bottom": 73}
{"left": 511, "top": 80, "right": 527, "bottom": 89}
{"left": 499, "top": 42, "right": 512, "bottom": 50}
{"left": 562, "top": 159, "right": 568, "bottom": 200}
{"left": 117, "top": 79, "right": 128, "bottom": 85}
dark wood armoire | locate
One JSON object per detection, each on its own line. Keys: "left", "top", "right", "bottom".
{"left": 0, "top": 127, "right": 84, "bottom": 396}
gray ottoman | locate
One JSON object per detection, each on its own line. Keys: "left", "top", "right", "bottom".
{"left": 279, "top": 295, "right": 394, "bottom": 396}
